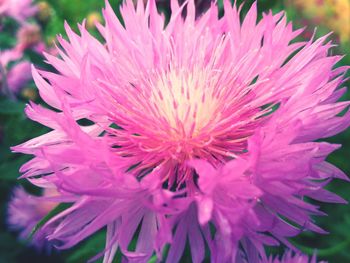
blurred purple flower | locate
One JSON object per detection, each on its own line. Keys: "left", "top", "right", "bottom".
{"left": 0, "top": 49, "right": 22, "bottom": 65}
{"left": 6, "top": 61, "right": 32, "bottom": 93}
{"left": 16, "top": 23, "right": 44, "bottom": 52}
{"left": 0, "top": 49, "right": 31, "bottom": 95}
{"left": 0, "top": 0, "right": 37, "bottom": 23}
{"left": 7, "top": 186, "right": 58, "bottom": 249}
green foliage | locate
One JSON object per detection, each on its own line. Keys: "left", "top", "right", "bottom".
{"left": 66, "top": 230, "right": 107, "bottom": 263}
{"left": 29, "top": 203, "right": 73, "bottom": 239}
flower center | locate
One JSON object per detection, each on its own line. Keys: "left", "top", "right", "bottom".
{"left": 110, "top": 65, "right": 268, "bottom": 184}
{"left": 149, "top": 66, "right": 220, "bottom": 140}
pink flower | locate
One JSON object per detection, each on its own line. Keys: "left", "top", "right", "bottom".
{"left": 12, "top": 0, "right": 349, "bottom": 262}
{"left": 7, "top": 61, "right": 32, "bottom": 93}
{"left": 7, "top": 186, "right": 58, "bottom": 249}
{"left": 0, "top": 0, "right": 37, "bottom": 23}
{"left": 0, "top": 49, "right": 22, "bottom": 66}
{"left": 0, "top": 49, "right": 31, "bottom": 94}
{"left": 16, "top": 23, "right": 43, "bottom": 52}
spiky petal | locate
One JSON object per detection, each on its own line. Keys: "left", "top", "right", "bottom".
{"left": 263, "top": 250, "right": 326, "bottom": 263}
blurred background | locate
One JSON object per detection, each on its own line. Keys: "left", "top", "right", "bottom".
{"left": 0, "top": 0, "right": 349, "bottom": 262}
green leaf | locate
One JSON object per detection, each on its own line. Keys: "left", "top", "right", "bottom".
{"left": 29, "top": 202, "right": 72, "bottom": 239}
{"left": 0, "top": 156, "right": 29, "bottom": 181}
{"left": 0, "top": 100, "right": 26, "bottom": 115}
{"left": 291, "top": 235, "right": 350, "bottom": 257}
{"left": 67, "top": 230, "right": 106, "bottom": 263}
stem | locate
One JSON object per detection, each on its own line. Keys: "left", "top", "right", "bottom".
{"left": 292, "top": 236, "right": 350, "bottom": 257}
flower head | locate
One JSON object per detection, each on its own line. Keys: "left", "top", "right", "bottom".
{"left": 293, "top": 0, "right": 350, "bottom": 43}
{"left": 16, "top": 23, "right": 43, "bottom": 52}
{"left": 0, "top": 0, "right": 37, "bottom": 23}
{"left": 86, "top": 12, "right": 102, "bottom": 29}
{"left": 37, "top": 1, "right": 52, "bottom": 22}
{"left": 12, "top": 0, "right": 349, "bottom": 262}
{"left": 6, "top": 61, "right": 32, "bottom": 93}
{"left": 0, "top": 49, "right": 31, "bottom": 95}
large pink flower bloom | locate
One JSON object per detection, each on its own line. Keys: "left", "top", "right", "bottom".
{"left": 12, "top": 0, "right": 349, "bottom": 262}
